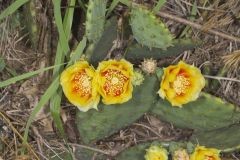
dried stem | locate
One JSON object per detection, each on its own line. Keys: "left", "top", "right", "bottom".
{"left": 0, "top": 111, "right": 40, "bottom": 160}
{"left": 157, "top": 11, "right": 240, "bottom": 43}
{"left": 204, "top": 75, "right": 240, "bottom": 83}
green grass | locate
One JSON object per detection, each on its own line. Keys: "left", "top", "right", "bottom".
{"left": 153, "top": 0, "right": 166, "bottom": 14}
{"left": 0, "top": 0, "right": 29, "bottom": 21}
{"left": 50, "top": 0, "right": 76, "bottom": 139}
{"left": 0, "top": 64, "right": 64, "bottom": 88}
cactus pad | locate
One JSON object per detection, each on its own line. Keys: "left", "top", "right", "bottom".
{"left": 191, "top": 124, "right": 240, "bottom": 152}
{"left": 89, "top": 17, "right": 118, "bottom": 66}
{"left": 130, "top": 5, "right": 173, "bottom": 49}
{"left": 125, "top": 39, "right": 200, "bottom": 61}
{"left": 76, "top": 76, "right": 159, "bottom": 144}
{"left": 151, "top": 93, "right": 240, "bottom": 131}
{"left": 22, "top": 0, "right": 39, "bottom": 49}
{"left": 86, "top": 0, "right": 107, "bottom": 43}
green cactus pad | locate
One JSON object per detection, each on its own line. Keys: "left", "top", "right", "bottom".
{"left": 49, "top": 148, "right": 107, "bottom": 160}
{"left": 76, "top": 76, "right": 159, "bottom": 144}
{"left": 130, "top": 5, "right": 173, "bottom": 49}
{"left": 191, "top": 124, "right": 240, "bottom": 152}
{"left": 86, "top": 0, "right": 107, "bottom": 43}
{"left": 116, "top": 141, "right": 194, "bottom": 160}
{"left": 151, "top": 93, "right": 240, "bottom": 131}
{"left": 89, "top": 17, "right": 118, "bottom": 66}
{"left": 125, "top": 39, "right": 200, "bottom": 61}
{"left": 75, "top": 148, "right": 107, "bottom": 160}
{"left": 22, "top": 1, "right": 39, "bottom": 49}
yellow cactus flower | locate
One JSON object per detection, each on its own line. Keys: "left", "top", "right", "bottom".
{"left": 96, "top": 59, "right": 134, "bottom": 105}
{"left": 145, "top": 145, "right": 168, "bottom": 160}
{"left": 190, "top": 146, "right": 221, "bottom": 160}
{"left": 173, "top": 149, "right": 190, "bottom": 160}
{"left": 158, "top": 61, "right": 205, "bottom": 107}
{"left": 60, "top": 61, "right": 100, "bottom": 112}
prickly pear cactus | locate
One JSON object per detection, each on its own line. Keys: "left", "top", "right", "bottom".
{"left": 191, "top": 124, "right": 240, "bottom": 152}
{"left": 22, "top": 0, "right": 39, "bottom": 48}
{"left": 86, "top": 0, "right": 107, "bottom": 43}
{"left": 151, "top": 93, "right": 240, "bottom": 131}
{"left": 130, "top": 5, "right": 173, "bottom": 49}
{"left": 125, "top": 39, "right": 200, "bottom": 61}
{"left": 76, "top": 76, "right": 158, "bottom": 144}
{"left": 49, "top": 148, "right": 107, "bottom": 160}
{"left": 89, "top": 17, "right": 118, "bottom": 66}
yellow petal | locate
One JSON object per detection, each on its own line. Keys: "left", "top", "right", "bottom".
{"left": 145, "top": 145, "right": 168, "bottom": 160}
{"left": 190, "top": 146, "right": 221, "bottom": 160}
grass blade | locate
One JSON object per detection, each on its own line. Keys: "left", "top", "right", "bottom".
{"left": 119, "top": 0, "right": 130, "bottom": 6}
{"left": 0, "top": 64, "right": 64, "bottom": 88}
{"left": 106, "top": 0, "right": 120, "bottom": 17}
{"left": 52, "top": 0, "right": 70, "bottom": 54}
{"left": 0, "top": 56, "right": 6, "bottom": 72}
{"left": 0, "top": 0, "right": 29, "bottom": 21}
{"left": 23, "top": 77, "right": 60, "bottom": 143}
{"left": 78, "top": 0, "right": 87, "bottom": 12}
{"left": 50, "top": 0, "right": 76, "bottom": 138}
{"left": 180, "top": 0, "right": 197, "bottom": 37}
{"left": 22, "top": 36, "right": 86, "bottom": 150}
{"left": 68, "top": 36, "right": 87, "bottom": 65}
{"left": 107, "top": 0, "right": 131, "bottom": 17}
{"left": 153, "top": 0, "right": 166, "bottom": 14}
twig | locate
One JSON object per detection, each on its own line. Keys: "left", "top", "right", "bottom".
{"left": 68, "top": 143, "right": 111, "bottom": 155}
{"left": 204, "top": 75, "right": 240, "bottom": 83}
{"left": 133, "top": 123, "right": 163, "bottom": 138}
{"left": 157, "top": 11, "right": 240, "bottom": 43}
{"left": 0, "top": 111, "right": 40, "bottom": 160}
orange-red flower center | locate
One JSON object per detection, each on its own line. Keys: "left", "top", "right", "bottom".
{"left": 72, "top": 71, "right": 92, "bottom": 97}
{"left": 173, "top": 74, "right": 190, "bottom": 96}
{"left": 102, "top": 69, "right": 128, "bottom": 96}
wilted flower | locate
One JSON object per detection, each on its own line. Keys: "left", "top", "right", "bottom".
{"left": 158, "top": 61, "right": 205, "bottom": 107}
{"left": 190, "top": 146, "right": 221, "bottom": 160}
{"left": 173, "top": 149, "right": 190, "bottom": 160}
{"left": 145, "top": 145, "right": 168, "bottom": 160}
{"left": 96, "top": 59, "right": 134, "bottom": 104}
{"left": 60, "top": 61, "right": 100, "bottom": 112}
{"left": 140, "top": 58, "right": 157, "bottom": 74}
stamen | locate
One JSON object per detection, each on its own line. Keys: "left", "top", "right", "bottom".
{"left": 72, "top": 71, "right": 92, "bottom": 96}
{"left": 102, "top": 69, "right": 128, "bottom": 96}
{"left": 173, "top": 75, "right": 190, "bottom": 95}
{"left": 205, "top": 156, "right": 214, "bottom": 160}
